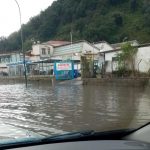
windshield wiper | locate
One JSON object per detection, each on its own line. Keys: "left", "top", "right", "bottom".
{"left": 40, "top": 128, "right": 135, "bottom": 144}
{"left": 41, "top": 130, "right": 95, "bottom": 142}
{"left": 1, "top": 122, "right": 150, "bottom": 149}
{"left": 0, "top": 129, "right": 132, "bottom": 149}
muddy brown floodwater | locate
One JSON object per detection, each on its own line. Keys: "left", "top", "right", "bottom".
{"left": 0, "top": 80, "right": 149, "bottom": 137}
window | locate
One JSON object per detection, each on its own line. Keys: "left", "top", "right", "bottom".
{"left": 48, "top": 48, "right": 50, "bottom": 55}
{"left": 41, "top": 48, "right": 46, "bottom": 55}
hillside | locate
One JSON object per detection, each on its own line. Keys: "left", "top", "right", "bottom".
{"left": 0, "top": 0, "right": 150, "bottom": 52}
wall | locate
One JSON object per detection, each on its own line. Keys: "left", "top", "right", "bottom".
{"left": 0, "top": 63, "right": 7, "bottom": 68}
{"left": 135, "top": 46, "right": 150, "bottom": 73}
{"left": 0, "top": 67, "right": 8, "bottom": 73}
{"left": 30, "top": 55, "right": 40, "bottom": 62}
{"left": 82, "top": 78, "right": 149, "bottom": 87}
{"left": 39, "top": 45, "right": 53, "bottom": 58}
{"left": 31, "top": 44, "right": 54, "bottom": 61}
{"left": 105, "top": 51, "right": 119, "bottom": 73}
{"left": 32, "top": 45, "right": 40, "bottom": 55}
{"left": 105, "top": 51, "right": 118, "bottom": 61}
{"left": 11, "top": 53, "right": 21, "bottom": 63}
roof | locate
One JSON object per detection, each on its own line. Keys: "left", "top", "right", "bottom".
{"left": 138, "top": 43, "right": 150, "bottom": 48}
{"left": 25, "top": 50, "right": 40, "bottom": 57}
{"left": 101, "top": 43, "right": 150, "bottom": 54}
{"left": 94, "top": 41, "right": 113, "bottom": 47}
{"left": 26, "top": 51, "right": 40, "bottom": 57}
{"left": 94, "top": 41, "right": 114, "bottom": 52}
{"left": 25, "top": 50, "right": 32, "bottom": 56}
{"left": 54, "top": 40, "right": 101, "bottom": 51}
{"left": 43, "top": 40, "right": 70, "bottom": 47}
{"left": 111, "top": 40, "right": 139, "bottom": 49}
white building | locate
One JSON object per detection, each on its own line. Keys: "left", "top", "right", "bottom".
{"left": 135, "top": 44, "right": 150, "bottom": 73}
{"left": 102, "top": 43, "right": 150, "bottom": 73}
{"left": 0, "top": 52, "right": 23, "bottom": 76}
{"left": 53, "top": 40, "right": 100, "bottom": 59}
{"left": 27, "top": 40, "right": 102, "bottom": 74}
{"left": 111, "top": 40, "right": 139, "bottom": 50}
{"left": 29, "top": 40, "right": 70, "bottom": 62}
{"left": 52, "top": 40, "right": 102, "bottom": 70}
{"left": 94, "top": 41, "right": 114, "bottom": 52}
{"left": 30, "top": 40, "right": 101, "bottom": 61}
{"left": 25, "top": 40, "right": 71, "bottom": 75}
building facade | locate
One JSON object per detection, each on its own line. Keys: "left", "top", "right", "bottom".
{"left": 26, "top": 40, "right": 102, "bottom": 75}
{"left": 102, "top": 44, "right": 150, "bottom": 73}
{"left": 0, "top": 52, "right": 22, "bottom": 76}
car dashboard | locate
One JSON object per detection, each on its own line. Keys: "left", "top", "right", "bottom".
{"left": 10, "top": 140, "right": 150, "bottom": 150}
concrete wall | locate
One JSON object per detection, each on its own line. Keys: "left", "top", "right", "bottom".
{"left": 105, "top": 51, "right": 118, "bottom": 61}
{"left": 32, "top": 45, "right": 40, "bottom": 55}
{"left": 82, "top": 78, "right": 149, "bottom": 87}
{"left": 11, "top": 53, "right": 21, "bottom": 63}
{"left": 135, "top": 46, "right": 150, "bottom": 73}
{"left": 105, "top": 51, "right": 119, "bottom": 73}
{"left": 30, "top": 55, "right": 40, "bottom": 62}
{"left": 32, "top": 44, "right": 53, "bottom": 59}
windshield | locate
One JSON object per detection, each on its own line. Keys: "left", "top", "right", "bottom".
{"left": 0, "top": 0, "right": 149, "bottom": 141}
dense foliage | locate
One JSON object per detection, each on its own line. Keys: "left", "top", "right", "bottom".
{"left": 116, "top": 42, "right": 138, "bottom": 76}
{"left": 0, "top": 0, "right": 150, "bottom": 52}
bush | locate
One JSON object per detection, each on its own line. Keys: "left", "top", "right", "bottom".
{"left": 112, "top": 68, "right": 132, "bottom": 77}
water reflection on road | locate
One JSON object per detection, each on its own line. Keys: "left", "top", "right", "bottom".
{"left": 0, "top": 80, "right": 149, "bottom": 137}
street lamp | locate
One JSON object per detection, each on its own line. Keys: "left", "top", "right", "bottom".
{"left": 13, "top": 0, "right": 27, "bottom": 87}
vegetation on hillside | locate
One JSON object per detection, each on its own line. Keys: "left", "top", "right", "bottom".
{"left": 0, "top": 0, "right": 150, "bottom": 52}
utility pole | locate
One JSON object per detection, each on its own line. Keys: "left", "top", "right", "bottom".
{"left": 70, "top": 31, "right": 73, "bottom": 59}
{"left": 14, "top": 0, "right": 27, "bottom": 87}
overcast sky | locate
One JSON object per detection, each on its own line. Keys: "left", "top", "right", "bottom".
{"left": 0, "top": 0, "right": 54, "bottom": 37}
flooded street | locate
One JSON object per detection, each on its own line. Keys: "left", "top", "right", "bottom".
{"left": 0, "top": 81, "right": 150, "bottom": 137}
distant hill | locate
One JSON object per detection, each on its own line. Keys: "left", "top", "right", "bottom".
{"left": 0, "top": 0, "right": 150, "bottom": 52}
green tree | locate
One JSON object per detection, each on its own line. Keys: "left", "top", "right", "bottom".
{"left": 108, "top": 0, "right": 127, "bottom": 5}
{"left": 143, "top": 0, "right": 150, "bottom": 26}
{"left": 112, "top": 12, "right": 123, "bottom": 26}
{"left": 0, "top": 0, "right": 150, "bottom": 52}
{"left": 116, "top": 42, "right": 138, "bottom": 76}
{"left": 130, "top": 0, "right": 137, "bottom": 11}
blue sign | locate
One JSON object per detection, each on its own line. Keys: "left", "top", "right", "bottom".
{"left": 54, "top": 61, "right": 74, "bottom": 80}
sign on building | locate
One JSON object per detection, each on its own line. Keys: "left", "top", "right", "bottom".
{"left": 54, "top": 61, "right": 74, "bottom": 80}
{"left": 56, "top": 63, "right": 72, "bottom": 71}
